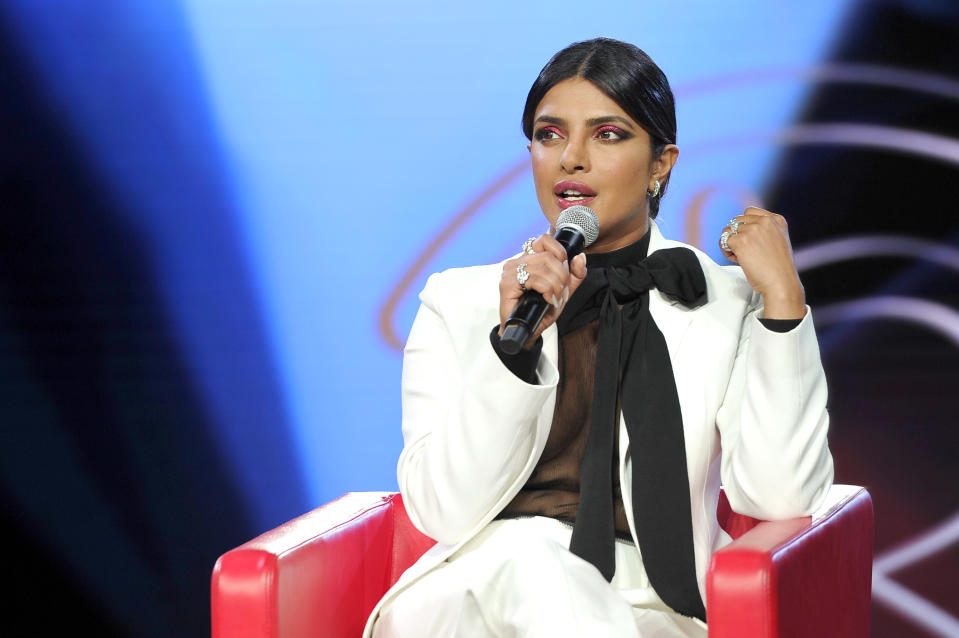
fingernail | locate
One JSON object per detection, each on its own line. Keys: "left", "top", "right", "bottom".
{"left": 563, "top": 287, "right": 569, "bottom": 304}
{"left": 551, "top": 294, "right": 560, "bottom": 309}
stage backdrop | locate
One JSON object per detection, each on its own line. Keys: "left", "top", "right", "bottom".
{"left": 1, "top": 1, "right": 957, "bottom": 636}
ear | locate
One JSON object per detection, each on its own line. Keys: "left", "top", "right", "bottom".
{"left": 527, "top": 143, "right": 532, "bottom": 153}
{"left": 650, "top": 144, "right": 679, "bottom": 184}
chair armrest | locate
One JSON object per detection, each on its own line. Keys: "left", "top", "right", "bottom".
{"left": 211, "top": 492, "right": 399, "bottom": 638}
{"left": 706, "top": 485, "right": 874, "bottom": 638}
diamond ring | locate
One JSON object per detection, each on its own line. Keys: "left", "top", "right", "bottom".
{"left": 516, "top": 263, "right": 530, "bottom": 289}
{"left": 729, "top": 218, "right": 744, "bottom": 234}
{"left": 720, "top": 230, "right": 731, "bottom": 253}
{"left": 522, "top": 237, "right": 536, "bottom": 255}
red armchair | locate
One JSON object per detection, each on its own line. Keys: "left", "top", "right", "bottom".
{"left": 211, "top": 485, "right": 872, "bottom": 638}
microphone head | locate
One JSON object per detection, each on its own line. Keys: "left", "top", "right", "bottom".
{"left": 556, "top": 205, "right": 600, "bottom": 247}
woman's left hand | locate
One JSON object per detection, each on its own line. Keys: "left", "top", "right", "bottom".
{"left": 719, "top": 207, "right": 806, "bottom": 320}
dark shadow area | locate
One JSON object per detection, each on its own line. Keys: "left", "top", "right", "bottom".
{"left": 763, "top": 1, "right": 959, "bottom": 635}
{"left": 0, "top": 15, "right": 256, "bottom": 637}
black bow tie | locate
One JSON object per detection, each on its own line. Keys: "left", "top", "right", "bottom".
{"left": 557, "top": 245, "right": 708, "bottom": 621}
{"left": 559, "top": 247, "right": 708, "bottom": 335}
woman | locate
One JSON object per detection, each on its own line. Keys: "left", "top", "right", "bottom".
{"left": 366, "top": 38, "right": 833, "bottom": 637}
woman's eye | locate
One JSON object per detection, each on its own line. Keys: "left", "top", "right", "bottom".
{"left": 595, "top": 126, "right": 627, "bottom": 141}
{"left": 534, "top": 126, "right": 562, "bottom": 141}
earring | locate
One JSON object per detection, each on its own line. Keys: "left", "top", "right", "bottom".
{"left": 649, "top": 180, "right": 661, "bottom": 198}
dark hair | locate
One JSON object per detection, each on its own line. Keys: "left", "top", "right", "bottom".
{"left": 522, "top": 38, "right": 677, "bottom": 218}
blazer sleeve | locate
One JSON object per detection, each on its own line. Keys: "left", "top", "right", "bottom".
{"left": 396, "top": 271, "right": 559, "bottom": 545}
{"left": 715, "top": 297, "right": 834, "bottom": 520}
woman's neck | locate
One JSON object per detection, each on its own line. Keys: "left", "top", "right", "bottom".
{"left": 585, "top": 227, "right": 651, "bottom": 268}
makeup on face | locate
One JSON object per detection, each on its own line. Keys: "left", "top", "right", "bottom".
{"left": 529, "top": 78, "right": 656, "bottom": 253}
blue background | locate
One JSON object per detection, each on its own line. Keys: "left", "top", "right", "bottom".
{"left": 2, "top": 1, "right": 958, "bottom": 635}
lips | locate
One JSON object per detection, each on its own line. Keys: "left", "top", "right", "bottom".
{"left": 553, "top": 180, "right": 597, "bottom": 209}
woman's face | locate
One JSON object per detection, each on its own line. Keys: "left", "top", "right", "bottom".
{"left": 529, "top": 77, "right": 677, "bottom": 253}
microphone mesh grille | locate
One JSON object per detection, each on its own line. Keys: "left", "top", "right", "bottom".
{"left": 556, "top": 205, "right": 600, "bottom": 247}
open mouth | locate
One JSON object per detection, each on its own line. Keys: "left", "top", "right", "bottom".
{"left": 554, "top": 181, "right": 597, "bottom": 202}
{"left": 559, "top": 189, "right": 591, "bottom": 201}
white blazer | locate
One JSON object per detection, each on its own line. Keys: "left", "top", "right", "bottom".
{"left": 363, "top": 221, "right": 833, "bottom": 636}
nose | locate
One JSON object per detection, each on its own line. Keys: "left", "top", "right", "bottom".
{"left": 560, "top": 137, "right": 589, "bottom": 173}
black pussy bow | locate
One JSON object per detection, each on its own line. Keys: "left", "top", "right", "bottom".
{"left": 557, "top": 243, "right": 708, "bottom": 621}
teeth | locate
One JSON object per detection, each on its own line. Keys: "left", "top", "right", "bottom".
{"left": 563, "top": 190, "right": 582, "bottom": 196}
{"left": 565, "top": 196, "right": 586, "bottom": 200}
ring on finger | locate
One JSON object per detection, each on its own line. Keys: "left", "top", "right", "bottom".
{"left": 729, "top": 218, "right": 744, "bottom": 234}
{"left": 522, "top": 237, "right": 536, "bottom": 255}
{"left": 516, "top": 263, "right": 530, "bottom": 289}
{"left": 720, "top": 230, "right": 731, "bottom": 253}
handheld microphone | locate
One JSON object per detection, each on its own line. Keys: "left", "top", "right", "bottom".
{"left": 499, "top": 205, "right": 599, "bottom": 355}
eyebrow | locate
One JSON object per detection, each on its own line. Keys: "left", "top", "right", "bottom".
{"left": 534, "top": 114, "right": 636, "bottom": 130}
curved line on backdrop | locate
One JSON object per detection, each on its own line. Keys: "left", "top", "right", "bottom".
{"left": 794, "top": 236, "right": 959, "bottom": 273}
{"left": 875, "top": 507, "right": 959, "bottom": 574}
{"left": 682, "top": 185, "right": 763, "bottom": 252}
{"left": 377, "top": 63, "right": 959, "bottom": 350}
{"left": 377, "top": 159, "right": 528, "bottom": 350}
{"left": 679, "top": 123, "right": 959, "bottom": 163}
{"left": 870, "top": 574, "right": 959, "bottom": 638}
{"left": 673, "top": 63, "right": 959, "bottom": 102}
{"left": 814, "top": 296, "right": 959, "bottom": 354}
{"left": 796, "top": 236, "right": 959, "bottom": 638}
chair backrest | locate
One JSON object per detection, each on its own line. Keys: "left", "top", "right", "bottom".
{"left": 386, "top": 493, "right": 436, "bottom": 584}
{"left": 715, "top": 490, "right": 764, "bottom": 540}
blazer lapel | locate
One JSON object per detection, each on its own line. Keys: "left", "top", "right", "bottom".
{"left": 542, "top": 321, "right": 559, "bottom": 378}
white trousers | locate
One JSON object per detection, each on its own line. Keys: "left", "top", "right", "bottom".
{"left": 373, "top": 517, "right": 708, "bottom": 638}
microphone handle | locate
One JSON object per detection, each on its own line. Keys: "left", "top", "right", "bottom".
{"left": 499, "top": 227, "right": 586, "bottom": 355}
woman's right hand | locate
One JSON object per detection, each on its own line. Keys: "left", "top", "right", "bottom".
{"left": 498, "top": 234, "right": 588, "bottom": 349}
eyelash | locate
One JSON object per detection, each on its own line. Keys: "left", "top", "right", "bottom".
{"left": 534, "top": 126, "right": 562, "bottom": 141}
{"left": 595, "top": 126, "right": 629, "bottom": 141}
